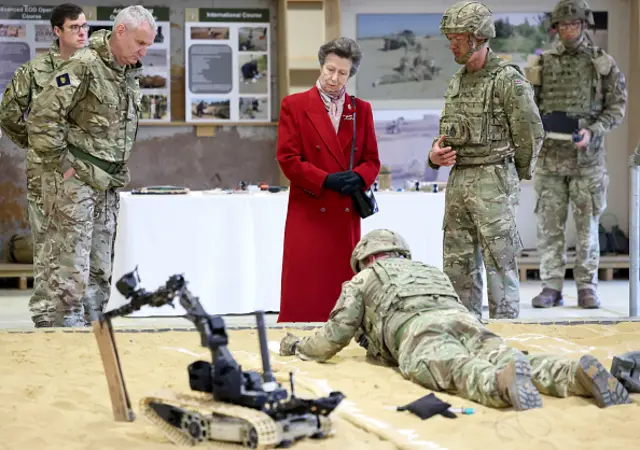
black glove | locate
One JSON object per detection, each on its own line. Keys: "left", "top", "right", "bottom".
{"left": 340, "top": 172, "right": 364, "bottom": 195}
{"left": 354, "top": 329, "right": 369, "bottom": 350}
{"left": 323, "top": 172, "right": 351, "bottom": 192}
{"left": 357, "top": 334, "right": 369, "bottom": 350}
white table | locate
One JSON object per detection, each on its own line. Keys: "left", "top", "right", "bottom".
{"left": 106, "top": 191, "right": 446, "bottom": 316}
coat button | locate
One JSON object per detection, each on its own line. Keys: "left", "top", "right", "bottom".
{"left": 315, "top": 145, "right": 320, "bottom": 150}
{"left": 320, "top": 207, "right": 326, "bottom": 212}
{"left": 345, "top": 207, "right": 350, "bottom": 212}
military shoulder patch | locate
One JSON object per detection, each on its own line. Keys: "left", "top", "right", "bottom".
{"left": 56, "top": 73, "right": 70, "bottom": 87}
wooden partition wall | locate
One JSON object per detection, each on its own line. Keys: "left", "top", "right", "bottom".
{"left": 276, "top": 0, "right": 342, "bottom": 185}
{"left": 629, "top": 0, "right": 640, "bottom": 158}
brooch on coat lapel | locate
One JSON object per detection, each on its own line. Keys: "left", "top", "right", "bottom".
{"left": 342, "top": 114, "right": 354, "bottom": 121}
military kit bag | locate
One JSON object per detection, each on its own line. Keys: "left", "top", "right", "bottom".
{"left": 599, "top": 213, "right": 629, "bottom": 255}
{"left": 349, "top": 95, "right": 379, "bottom": 219}
{"left": 7, "top": 234, "right": 33, "bottom": 264}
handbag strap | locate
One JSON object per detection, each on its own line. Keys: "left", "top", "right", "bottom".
{"left": 349, "top": 95, "right": 356, "bottom": 171}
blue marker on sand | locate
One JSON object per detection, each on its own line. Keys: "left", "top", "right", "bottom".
{"left": 448, "top": 407, "right": 475, "bottom": 415}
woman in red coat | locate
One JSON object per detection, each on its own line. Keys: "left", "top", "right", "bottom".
{"left": 276, "top": 37, "right": 381, "bottom": 322}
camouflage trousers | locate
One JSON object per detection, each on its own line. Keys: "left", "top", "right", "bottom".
{"left": 41, "top": 170, "right": 119, "bottom": 327}
{"left": 443, "top": 161, "right": 523, "bottom": 319}
{"left": 534, "top": 171, "right": 608, "bottom": 291}
{"left": 397, "top": 310, "right": 592, "bottom": 408}
{"left": 26, "top": 153, "right": 55, "bottom": 325}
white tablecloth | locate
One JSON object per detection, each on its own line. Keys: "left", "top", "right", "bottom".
{"left": 106, "top": 191, "right": 446, "bottom": 316}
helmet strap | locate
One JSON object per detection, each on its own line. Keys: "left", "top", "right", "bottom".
{"left": 456, "top": 36, "right": 487, "bottom": 65}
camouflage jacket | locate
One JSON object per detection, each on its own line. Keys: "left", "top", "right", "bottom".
{"left": 26, "top": 30, "right": 143, "bottom": 191}
{"left": 526, "top": 38, "right": 627, "bottom": 174}
{"left": 531, "top": 38, "right": 626, "bottom": 137}
{"left": 0, "top": 41, "right": 67, "bottom": 151}
{"left": 430, "top": 50, "right": 544, "bottom": 180}
{"left": 294, "top": 258, "right": 467, "bottom": 364}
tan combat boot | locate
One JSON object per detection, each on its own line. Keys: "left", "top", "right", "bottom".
{"left": 532, "top": 288, "right": 563, "bottom": 308}
{"left": 575, "top": 355, "right": 631, "bottom": 407}
{"left": 578, "top": 288, "right": 600, "bottom": 309}
{"left": 497, "top": 354, "right": 543, "bottom": 411}
{"left": 33, "top": 315, "right": 53, "bottom": 328}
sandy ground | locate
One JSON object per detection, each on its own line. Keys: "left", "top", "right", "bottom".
{"left": 1, "top": 322, "right": 639, "bottom": 450}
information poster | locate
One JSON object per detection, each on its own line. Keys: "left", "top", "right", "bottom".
{"left": 0, "top": 5, "right": 56, "bottom": 101}
{"left": 184, "top": 8, "right": 271, "bottom": 123}
{"left": 84, "top": 5, "right": 171, "bottom": 123}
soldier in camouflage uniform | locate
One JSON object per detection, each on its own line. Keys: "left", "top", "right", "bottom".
{"left": 0, "top": 4, "right": 88, "bottom": 328}
{"left": 26, "top": 5, "right": 156, "bottom": 327}
{"left": 427, "top": 2, "right": 544, "bottom": 320}
{"left": 524, "top": 0, "right": 627, "bottom": 309}
{"left": 280, "top": 229, "right": 631, "bottom": 410}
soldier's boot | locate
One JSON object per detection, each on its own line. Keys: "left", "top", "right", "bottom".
{"left": 34, "top": 318, "right": 53, "bottom": 328}
{"left": 531, "top": 288, "right": 563, "bottom": 308}
{"left": 575, "top": 355, "right": 631, "bottom": 408}
{"left": 497, "top": 354, "right": 543, "bottom": 411}
{"left": 578, "top": 288, "right": 600, "bottom": 309}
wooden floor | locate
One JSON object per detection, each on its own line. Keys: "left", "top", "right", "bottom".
{"left": 518, "top": 251, "right": 630, "bottom": 281}
{"left": 0, "top": 262, "right": 33, "bottom": 290}
{"left": 0, "top": 252, "right": 632, "bottom": 288}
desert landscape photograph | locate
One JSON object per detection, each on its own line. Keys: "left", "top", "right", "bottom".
{"left": 355, "top": 13, "right": 457, "bottom": 102}
{"left": 373, "top": 111, "right": 450, "bottom": 189}
{"left": 356, "top": 11, "right": 608, "bottom": 102}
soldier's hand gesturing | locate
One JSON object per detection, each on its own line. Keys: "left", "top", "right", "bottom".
{"left": 429, "top": 135, "right": 456, "bottom": 167}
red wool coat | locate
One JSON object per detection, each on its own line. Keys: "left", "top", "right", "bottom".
{"left": 276, "top": 87, "right": 381, "bottom": 322}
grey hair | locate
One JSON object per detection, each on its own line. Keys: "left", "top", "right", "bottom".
{"left": 317, "top": 37, "right": 363, "bottom": 77}
{"left": 113, "top": 5, "right": 157, "bottom": 31}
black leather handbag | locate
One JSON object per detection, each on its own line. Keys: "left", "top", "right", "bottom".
{"left": 349, "top": 95, "right": 379, "bottom": 219}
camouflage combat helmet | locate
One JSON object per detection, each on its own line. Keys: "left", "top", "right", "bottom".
{"left": 439, "top": 1, "right": 496, "bottom": 40}
{"left": 550, "top": 0, "right": 594, "bottom": 27}
{"left": 350, "top": 229, "right": 412, "bottom": 273}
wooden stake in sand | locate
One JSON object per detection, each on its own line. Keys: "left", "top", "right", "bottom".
{"left": 92, "top": 317, "right": 135, "bottom": 422}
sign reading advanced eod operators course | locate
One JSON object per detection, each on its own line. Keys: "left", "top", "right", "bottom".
{"left": 184, "top": 8, "right": 271, "bottom": 123}
{"left": 0, "top": 5, "right": 56, "bottom": 100}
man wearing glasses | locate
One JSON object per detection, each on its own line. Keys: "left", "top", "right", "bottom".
{"left": 0, "top": 3, "right": 89, "bottom": 328}
{"left": 524, "top": 0, "right": 627, "bottom": 310}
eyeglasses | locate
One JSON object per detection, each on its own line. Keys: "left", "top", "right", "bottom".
{"left": 66, "top": 23, "right": 89, "bottom": 34}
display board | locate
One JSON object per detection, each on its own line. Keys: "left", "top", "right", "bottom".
{"left": 184, "top": 8, "right": 271, "bottom": 123}
{"left": 351, "top": 9, "right": 608, "bottom": 111}
{"left": 84, "top": 6, "right": 171, "bottom": 123}
{"left": 0, "top": 5, "right": 56, "bottom": 101}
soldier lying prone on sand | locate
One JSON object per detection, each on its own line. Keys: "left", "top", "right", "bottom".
{"left": 279, "top": 229, "right": 633, "bottom": 411}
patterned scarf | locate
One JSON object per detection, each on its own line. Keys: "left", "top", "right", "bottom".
{"left": 316, "top": 78, "right": 346, "bottom": 133}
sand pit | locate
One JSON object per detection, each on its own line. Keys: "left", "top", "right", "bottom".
{"left": 1, "top": 322, "right": 639, "bottom": 449}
